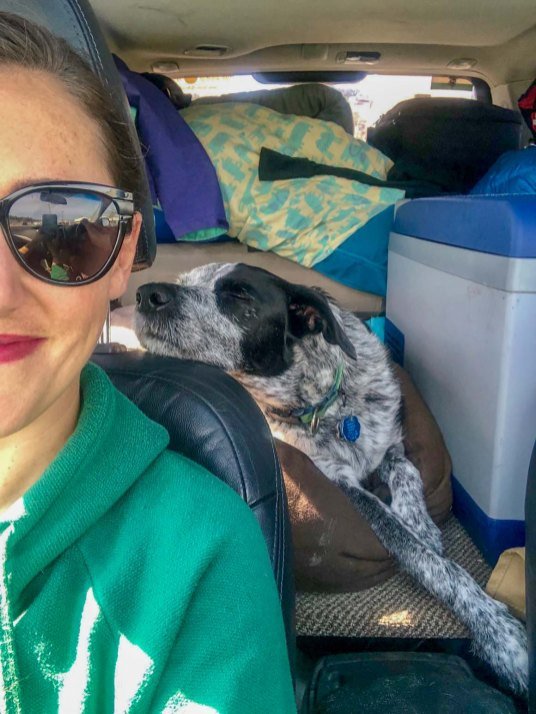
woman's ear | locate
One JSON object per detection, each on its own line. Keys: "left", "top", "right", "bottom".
{"left": 108, "top": 212, "right": 142, "bottom": 301}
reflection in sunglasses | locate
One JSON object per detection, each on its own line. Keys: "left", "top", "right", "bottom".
{"left": 11, "top": 193, "right": 121, "bottom": 282}
{"left": 15, "top": 219, "right": 118, "bottom": 282}
{"left": 1, "top": 183, "right": 133, "bottom": 286}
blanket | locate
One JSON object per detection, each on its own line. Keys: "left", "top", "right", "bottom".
{"left": 180, "top": 102, "right": 404, "bottom": 267}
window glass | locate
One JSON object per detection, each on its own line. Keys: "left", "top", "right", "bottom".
{"left": 176, "top": 74, "right": 476, "bottom": 139}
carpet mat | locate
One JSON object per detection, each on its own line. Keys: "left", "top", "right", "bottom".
{"left": 296, "top": 515, "right": 492, "bottom": 639}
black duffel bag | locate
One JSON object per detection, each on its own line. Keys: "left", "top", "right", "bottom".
{"left": 367, "top": 97, "right": 523, "bottom": 194}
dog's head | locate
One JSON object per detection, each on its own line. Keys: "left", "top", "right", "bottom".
{"left": 135, "top": 263, "right": 356, "bottom": 376}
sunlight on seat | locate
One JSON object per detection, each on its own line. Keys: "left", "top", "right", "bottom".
{"left": 378, "top": 609, "right": 413, "bottom": 627}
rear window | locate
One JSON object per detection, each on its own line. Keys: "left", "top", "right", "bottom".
{"left": 176, "top": 74, "right": 477, "bottom": 139}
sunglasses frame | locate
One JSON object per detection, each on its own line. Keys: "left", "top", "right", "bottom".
{"left": 0, "top": 181, "right": 135, "bottom": 287}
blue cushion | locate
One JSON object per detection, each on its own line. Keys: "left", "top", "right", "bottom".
{"left": 394, "top": 195, "right": 536, "bottom": 258}
{"left": 471, "top": 147, "right": 536, "bottom": 196}
{"left": 313, "top": 206, "right": 394, "bottom": 297}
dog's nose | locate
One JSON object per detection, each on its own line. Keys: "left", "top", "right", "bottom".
{"left": 136, "top": 283, "right": 176, "bottom": 312}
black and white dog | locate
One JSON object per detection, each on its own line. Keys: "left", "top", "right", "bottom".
{"left": 134, "top": 262, "right": 528, "bottom": 697}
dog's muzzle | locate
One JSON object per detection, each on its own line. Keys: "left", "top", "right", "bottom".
{"left": 136, "top": 282, "right": 177, "bottom": 313}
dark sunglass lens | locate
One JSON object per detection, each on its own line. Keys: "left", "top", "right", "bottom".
{"left": 9, "top": 189, "right": 121, "bottom": 283}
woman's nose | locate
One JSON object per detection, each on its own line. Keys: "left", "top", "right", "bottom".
{"left": 0, "top": 229, "right": 28, "bottom": 312}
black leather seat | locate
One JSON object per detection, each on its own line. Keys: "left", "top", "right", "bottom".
{"left": 7, "top": 0, "right": 296, "bottom": 672}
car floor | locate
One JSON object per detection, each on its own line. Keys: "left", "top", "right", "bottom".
{"left": 293, "top": 515, "right": 530, "bottom": 712}
{"left": 296, "top": 514, "right": 491, "bottom": 640}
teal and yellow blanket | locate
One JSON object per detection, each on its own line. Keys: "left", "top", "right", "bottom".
{"left": 180, "top": 102, "right": 404, "bottom": 267}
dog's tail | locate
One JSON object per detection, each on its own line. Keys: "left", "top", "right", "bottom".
{"left": 342, "top": 484, "right": 528, "bottom": 698}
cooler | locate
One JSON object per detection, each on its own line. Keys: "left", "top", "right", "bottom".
{"left": 386, "top": 195, "right": 536, "bottom": 564}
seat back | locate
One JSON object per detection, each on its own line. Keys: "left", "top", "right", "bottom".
{"left": 93, "top": 351, "right": 296, "bottom": 670}
{"left": 0, "top": 0, "right": 156, "bottom": 270}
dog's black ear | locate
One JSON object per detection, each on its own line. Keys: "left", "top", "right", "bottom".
{"left": 287, "top": 285, "right": 357, "bottom": 360}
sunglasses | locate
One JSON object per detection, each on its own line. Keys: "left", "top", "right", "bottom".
{"left": 1, "top": 182, "right": 135, "bottom": 286}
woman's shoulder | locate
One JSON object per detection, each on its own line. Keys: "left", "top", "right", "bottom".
{"left": 98, "top": 447, "right": 264, "bottom": 555}
{"left": 76, "top": 448, "right": 281, "bottom": 672}
{"left": 144, "top": 448, "right": 254, "bottom": 523}
{"left": 78, "top": 447, "right": 271, "bottom": 603}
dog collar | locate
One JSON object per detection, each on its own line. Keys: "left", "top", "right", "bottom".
{"left": 290, "top": 362, "right": 345, "bottom": 432}
{"left": 267, "top": 363, "right": 361, "bottom": 440}
{"left": 266, "top": 364, "right": 344, "bottom": 431}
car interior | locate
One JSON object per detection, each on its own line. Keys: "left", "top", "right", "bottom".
{"left": 7, "top": 0, "right": 536, "bottom": 711}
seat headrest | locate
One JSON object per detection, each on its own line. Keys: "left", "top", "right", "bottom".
{"left": 0, "top": 0, "right": 156, "bottom": 271}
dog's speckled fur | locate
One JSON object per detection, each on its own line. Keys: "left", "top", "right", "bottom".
{"left": 135, "top": 262, "right": 528, "bottom": 697}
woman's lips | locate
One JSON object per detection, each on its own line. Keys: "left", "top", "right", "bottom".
{"left": 0, "top": 335, "right": 45, "bottom": 363}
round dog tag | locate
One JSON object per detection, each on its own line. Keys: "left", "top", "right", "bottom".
{"left": 338, "top": 415, "right": 361, "bottom": 442}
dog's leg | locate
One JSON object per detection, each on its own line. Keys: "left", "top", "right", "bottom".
{"left": 378, "top": 445, "right": 443, "bottom": 555}
{"left": 340, "top": 482, "right": 528, "bottom": 698}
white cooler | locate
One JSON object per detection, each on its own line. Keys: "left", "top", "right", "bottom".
{"left": 386, "top": 195, "right": 536, "bottom": 563}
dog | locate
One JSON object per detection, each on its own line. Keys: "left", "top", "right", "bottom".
{"left": 134, "top": 262, "right": 528, "bottom": 697}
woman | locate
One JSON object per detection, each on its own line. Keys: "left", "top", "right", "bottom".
{"left": 0, "top": 12, "right": 295, "bottom": 713}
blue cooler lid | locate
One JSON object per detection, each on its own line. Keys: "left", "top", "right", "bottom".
{"left": 393, "top": 195, "right": 536, "bottom": 258}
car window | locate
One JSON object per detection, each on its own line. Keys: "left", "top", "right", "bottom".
{"left": 176, "top": 74, "right": 477, "bottom": 139}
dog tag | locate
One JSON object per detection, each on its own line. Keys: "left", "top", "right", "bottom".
{"left": 338, "top": 415, "right": 360, "bottom": 442}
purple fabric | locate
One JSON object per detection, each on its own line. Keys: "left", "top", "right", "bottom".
{"left": 114, "top": 56, "right": 228, "bottom": 239}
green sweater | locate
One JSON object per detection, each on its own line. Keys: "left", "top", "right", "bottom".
{"left": 0, "top": 363, "right": 295, "bottom": 713}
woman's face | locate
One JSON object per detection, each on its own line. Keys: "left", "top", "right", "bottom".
{"left": 0, "top": 67, "right": 140, "bottom": 438}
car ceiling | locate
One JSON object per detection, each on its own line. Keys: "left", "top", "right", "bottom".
{"left": 91, "top": 0, "right": 536, "bottom": 87}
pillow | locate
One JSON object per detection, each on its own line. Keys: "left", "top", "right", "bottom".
{"left": 470, "top": 146, "right": 536, "bottom": 195}
{"left": 276, "top": 364, "right": 452, "bottom": 593}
